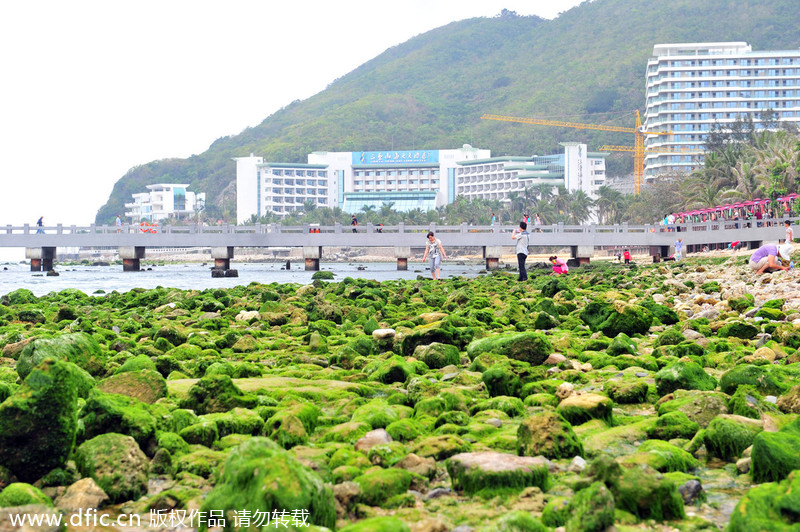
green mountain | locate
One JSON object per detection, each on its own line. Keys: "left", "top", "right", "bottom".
{"left": 95, "top": 0, "right": 800, "bottom": 224}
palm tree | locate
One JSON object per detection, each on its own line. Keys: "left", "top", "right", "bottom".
{"left": 567, "top": 190, "right": 596, "bottom": 224}
{"left": 596, "top": 186, "right": 625, "bottom": 224}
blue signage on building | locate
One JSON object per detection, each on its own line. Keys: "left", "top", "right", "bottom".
{"left": 352, "top": 150, "right": 439, "bottom": 165}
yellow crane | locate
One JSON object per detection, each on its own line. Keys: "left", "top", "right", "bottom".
{"left": 480, "top": 111, "right": 673, "bottom": 194}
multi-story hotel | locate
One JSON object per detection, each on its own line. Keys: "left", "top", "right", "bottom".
{"left": 644, "top": 42, "right": 800, "bottom": 179}
{"left": 455, "top": 143, "right": 607, "bottom": 201}
{"left": 235, "top": 143, "right": 607, "bottom": 222}
{"left": 125, "top": 184, "right": 205, "bottom": 222}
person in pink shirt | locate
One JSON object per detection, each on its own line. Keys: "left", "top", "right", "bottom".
{"left": 549, "top": 255, "right": 569, "bottom": 275}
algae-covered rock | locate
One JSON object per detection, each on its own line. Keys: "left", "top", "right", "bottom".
{"left": 74, "top": 433, "right": 149, "bottom": 503}
{"left": 580, "top": 300, "right": 653, "bottom": 337}
{"left": 557, "top": 393, "right": 613, "bottom": 425}
{"left": 605, "top": 378, "right": 649, "bottom": 404}
{"left": 645, "top": 411, "right": 699, "bottom": 440}
{"left": 466, "top": 331, "right": 553, "bottom": 366}
{"left": 178, "top": 374, "right": 258, "bottom": 414}
{"left": 446, "top": 451, "right": 550, "bottom": 496}
{"left": 702, "top": 415, "right": 763, "bottom": 461}
{"left": 369, "top": 355, "right": 414, "bottom": 384}
{"left": 728, "top": 470, "right": 800, "bottom": 531}
{"left": 481, "top": 364, "right": 520, "bottom": 397}
{"left": 517, "top": 410, "right": 583, "bottom": 459}
{"left": 80, "top": 391, "right": 158, "bottom": 448}
{"left": 411, "top": 434, "right": 471, "bottom": 460}
{"left": 607, "top": 332, "right": 637, "bottom": 356}
{"left": 199, "top": 437, "right": 335, "bottom": 529}
{"left": 0, "top": 359, "right": 88, "bottom": 482}
{"left": 719, "top": 364, "right": 788, "bottom": 396}
{"left": 619, "top": 439, "right": 699, "bottom": 472}
{"left": 353, "top": 468, "right": 412, "bottom": 506}
{"left": 654, "top": 361, "right": 717, "bottom": 396}
{"left": 657, "top": 389, "right": 729, "bottom": 428}
{"left": 751, "top": 416, "right": 800, "bottom": 483}
{"left": 0, "top": 482, "right": 52, "bottom": 507}
{"left": 488, "top": 511, "right": 549, "bottom": 531}
{"left": 16, "top": 332, "right": 105, "bottom": 378}
{"left": 97, "top": 369, "right": 167, "bottom": 404}
{"left": 414, "top": 342, "right": 460, "bottom": 369}
{"left": 614, "top": 464, "right": 685, "bottom": 521}
{"left": 564, "top": 481, "right": 614, "bottom": 532}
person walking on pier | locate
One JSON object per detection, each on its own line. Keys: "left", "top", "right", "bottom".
{"left": 351, "top": 215, "right": 358, "bottom": 233}
{"left": 36, "top": 216, "right": 44, "bottom": 234}
{"left": 422, "top": 231, "right": 447, "bottom": 280}
{"left": 512, "top": 221, "right": 530, "bottom": 281}
{"left": 116, "top": 215, "right": 122, "bottom": 233}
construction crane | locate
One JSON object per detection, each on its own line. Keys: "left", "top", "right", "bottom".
{"left": 481, "top": 111, "right": 671, "bottom": 195}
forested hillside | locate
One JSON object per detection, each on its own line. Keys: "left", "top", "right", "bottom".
{"left": 96, "top": 0, "right": 800, "bottom": 224}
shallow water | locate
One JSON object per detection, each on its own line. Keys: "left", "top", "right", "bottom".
{"left": 0, "top": 261, "right": 489, "bottom": 297}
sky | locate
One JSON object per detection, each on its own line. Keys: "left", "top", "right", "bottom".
{"left": 0, "top": 0, "right": 586, "bottom": 240}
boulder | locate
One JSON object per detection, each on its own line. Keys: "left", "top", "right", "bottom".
{"left": 557, "top": 393, "right": 613, "bottom": 425}
{"left": 16, "top": 332, "right": 105, "bottom": 378}
{"left": 353, "top": 468, "right": 412, "bottom": 506}
{"left": 414, "top": 342, "right": 460, "bottom": 369}
{"left": 54, "top": 477, "right": 108, "bottom": 512}
{"left": 654, "top": 361, "right": 717, "bottom": 396}
{"left": 0, "top": 360, "right": 90, "bottom": 482}
{"left": 446, "top": 451, "right": 550, "bottom": 495}
{"left": 74, "top": 433, "right": 149, "bottom": 503}
{"left": 0, "top": 483, "right": 52, "bottom": 507}
{"left": 97, "top": 369, "right": 167, "bottom": 404}
{"left": 517, "top": 411, "right": 583, "bottom": 459}
{"left": 656, "top": 389, "right": 729, "bottom": 428}
{"left": 466, "top": 331, "right": 553, "bottom": 366}
{"left": 751, "top": 416, "right": 800, "bottom": 483}
{"left": 200, "top": 437, "right": 335, "bottom": 528}
{"left": 354, "top": 429, "right": 393, "bottom": 453}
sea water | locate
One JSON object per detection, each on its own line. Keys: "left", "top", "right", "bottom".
{"left": 0, "top": 261, "right": 489, "bottom": 297}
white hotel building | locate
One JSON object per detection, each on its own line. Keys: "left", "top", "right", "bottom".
{"left": 235, "top": 143, "right": 607, "bottom": 222}
{"left": 644, "top": 42, "right": 800, "bottom": 178}
{"left": 125, "top": 184, "right": 205, "bottom": 222}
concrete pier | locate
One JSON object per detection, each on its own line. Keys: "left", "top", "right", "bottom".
{"left": 26, "top": 247, "right": 56, "bottom": 272}
{"left": 304, "top": 246, "right": 321, "bottom": 271}
{"left": 484, "top": 246, "right": 503, "bottom": 270}
{"left": 394, "top": 246, "right": 410, "bottom": 271}
{"left": 211, "top": 247, "right": 237, "bottom": 277}
{"left": 119, "top": 246, "right": 145, "bottom": 272}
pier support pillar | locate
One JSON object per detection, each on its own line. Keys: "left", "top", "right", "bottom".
{"left": 394, "top": 246, "right": 410, "bottom": 271}
{"left": 119, "top": 246, "right": 146, "bottom": 272}
{"left": 211, "top": 247, "right": 237, "bottom": 277}
{"left": 650, "top": 245, "right": 670, "bottom": 263}
{"left": 484, "top": 246, "right": 503, "bottom": 270}
{"left": 26, "top": 247, "right": 56, "bottom": 272}
{"left": 570, "top": 245, "right": 593, "bottom": 266}
{"left": 304, "top": 246, "right": 321, "bottom": 271}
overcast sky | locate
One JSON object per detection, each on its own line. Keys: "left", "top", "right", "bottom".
{"left": 0, "top": 0, "right": 586, "bottom": 240}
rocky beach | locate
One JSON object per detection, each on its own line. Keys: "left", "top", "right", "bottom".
{"left": 0, "top": 252, "right": 798, "bottom": 531}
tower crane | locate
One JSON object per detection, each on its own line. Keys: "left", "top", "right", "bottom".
{"left": 480, "top": 111, "right": 674, "bottom": 195}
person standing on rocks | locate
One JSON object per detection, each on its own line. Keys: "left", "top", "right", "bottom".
{"left": 675, "top": 238, "right": 683, "bottom": 261}
{"left": 421, "top": 231, "right": 446, "bottom": 280}
{"left": 785, "top": 220, "right": 794, "bottom": 245}
{"left": 512, "top": 221, "right": 530, "bottom": 281}
{"left": 749, "top": 242, "right": 793, "bottom": 275}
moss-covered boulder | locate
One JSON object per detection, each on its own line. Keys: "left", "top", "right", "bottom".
{"left": 199, "top": 437, "right": 335, "bottom": 529}
{"left": 605, "top": 379, "right": 649, "bottom": 404}
{"left": 16, "top": 332, "right": 105, "bottom": 378}
{"left": 80, "top": 391, "right": 158, "bottom": 448}
{"left": 728, "top": 293, "right": 755, "bottom": 313}
{"left": 751, "top": 416, "right": 800, "bottom": 483}
{"left": 580, "top": 300, "right": 653, "bottom": 337}
{"left": 701, "top": 415, "right": 763, "bottom": 461}
{"left": 718, "top": 321, "right": 760, "bottom": 340}
{"left": 614, "top": 464, "right": 685, "bottom": 521}
{"left": 619, "top": 439, "right": 699, "bottom": 473}
{"left": 719, "top": 364, "right": 788, "bottom": 396}
{"left": 728, "top": 470, "right": 800, "bottom": 531}
{"left": 564, "top": 481, "right": 615, "bottom": 532}
{"left": 0, "top": 482, "right": 52, "bottom": 507}
{"left": 0, "top": 359, "right": 89, "bottom": 482}
{"left": 557, "top": 393, "right": 613, "bottom": 425}
{"left": 411, "top": 434, "right": 471, "bottom": 460}
{"left": 178, "top": 374, "right": 258, "bottom": 414}
{"left": 446, "top": 451, "right": 550, "bottom": 496}
{"left": 607, "top": 333, "right": 637, "bottom": 356}
{"left": 97, "top": 369, "right": 167, "bottom": 404}
{"left": 466, "top": 331, "right": 553, "bottom": 366}
{"left": 645, "top": 411, "right": 700, "bottom": 440}
{"left": 654, "top": 361, "right": 717, "bottom": 396}
{"left": 481, "top": 364, "right": 520, "bottom": 397}
{"left": 656, "top": 389, "right": 730, "bottom": 428}
{"left": 414, "top": 342, "right": 460, "bottom": 370}
{"left": 369, "top": 355, "right": 414, "bottom": 384}
{"left": 353, "top": 468, "right": 413, "bottom": 506}
{"left": 74, "top": 433, "right": 149, "bottom": 503}
{"left": 517, "top": 410, "right": 583, "bottom": 459}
